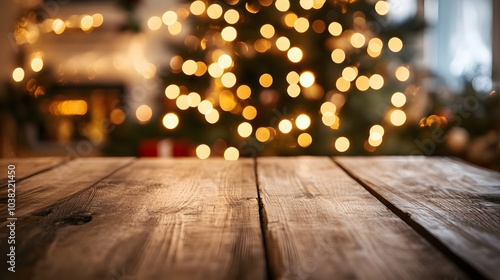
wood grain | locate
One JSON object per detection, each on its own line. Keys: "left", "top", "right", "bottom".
{"left": 3, "top": 159, "right": 265, "bottom": 280}
{"left": 335, "top": 156, "right": 500, "bottom": 280}
{"left": 257, "top": 157, "right": 467, "bottom": 280}
{"left": 0, "top": 157, "right": 66, "bottom": 186}
{"left": 0, "top": 157, "right": 133, "bottom": 220}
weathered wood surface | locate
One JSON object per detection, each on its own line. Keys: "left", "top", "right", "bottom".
{"left": 0, "top": 158, "right": 133, "bottom": 220}
{"left": 0, "top": 157, "right": 66, "bottom": 186}
{"left": 1, "top": 156, "right": 499, "bottom": 280}
{"left": 257, "top": 157, "right": 467, "bottom": 280}
{"left": 335, "top": 156, "right": 500, "bottom": 280}
{"left": 1, "top": 159, "right": 265, "bottom": 280}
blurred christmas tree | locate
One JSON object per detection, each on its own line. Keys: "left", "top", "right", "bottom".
{"left": 147, "top": 0, "right": 424, "bottom": 157}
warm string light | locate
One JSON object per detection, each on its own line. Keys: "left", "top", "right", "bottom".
{"left": 153, "top": 0, "right": 410, "bottom": 159}
{"left": 11, "top": 12, "right": 107, "bottom": 100}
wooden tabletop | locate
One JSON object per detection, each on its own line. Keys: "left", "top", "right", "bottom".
{"left": 0, "top": 156, "right": 499, "bottom": 280}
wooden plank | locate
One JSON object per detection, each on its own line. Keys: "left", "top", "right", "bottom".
{"left": 335, "top": 156, "right": 500, "bottom": 280}
{"left": 3, "top": 159, "right": 265, "bottom": 280}
{"left": 257, "top": 157, "right": 467, "bottom": 280}
{"left": 0, "top": 157, "right": 66, "bottom": 186}
{"left": 0, "top": 157, "right": 133, "bottom": 220}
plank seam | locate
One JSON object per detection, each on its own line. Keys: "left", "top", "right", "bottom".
{"left": 331, "top": 157, "right": 487, "bottom": 280}
{"left": 17, "top": 158, "right": 136, "bottom": 219}
{"left": 253, "top": 158, "right": 273, "bottom": 280}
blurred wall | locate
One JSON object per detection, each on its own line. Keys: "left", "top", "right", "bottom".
{"left": 493, "top": 0, "right": 500, "bottom": 83}
{"left": 0, "top": 0, "right": 20, "bottom": 157}
{"left": 0, "top": 0, "right": 20, "bottom": 91}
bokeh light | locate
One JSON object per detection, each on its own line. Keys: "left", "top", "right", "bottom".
{"left": 12, "top": 67, "right": 25, "bottom": 82}
{"left": 196, "top": 144, "right": 211, "bottom": 159}
{"left": 299, "top": 71, "right": 315, "bottom": 88}
{"left": 391, "top": 92, "right": 407, "bottom": 107}
{"left": 335, "top": 137, "right": 350, "bottom": 152}
{"left": 395, "top": 66, "right": 410, "bottom": 81}
{"left": 147, "top": 16, "right": 162, "bottom": 31}
{"left": 295, "top": 114, "right": 311, "bottom": 130}
{"left": 136, "top": 105, "right": 153, "bottom": 123}
{"left": 221, "top": 26, "right": 237, "bottom": 41}
{"left": 287, "top": 47, "right": 303, "bottom": 63}
{"left": 224, "top": 147, "right": 239, "bottom": 160}
{"left": 375, "top": 1, "right": 390, "bottom": 16}
{"left": 328, "top": 22, "right": 342, "bottom": 36}
{"left": 162, "top": 113, "right": 179, "bottom": 129}
{"left": 256, "top": 127, "right": 271, "bottom": 142}
{"left": 278, "top": 119, "right": 293, "bottom": 134}
{"left": 388, "top": 37, "right": 403, "bottom": 52}
{"left": 190, "top": 1, "right": 206, "bottom": 15}
{"left": 390, "top": 109, "right": 407, "bottom": 126}
{"left": 331, "top": 49, "right": 346, "bottom": 64}
{"left": 259, "top": 73, "right": 273, "bottom": 88}
{"left": 237, "top": 122, "right": 253, "bottom": 138}
{"left": 297, "top": 133, "right": 312, "bottom": 147}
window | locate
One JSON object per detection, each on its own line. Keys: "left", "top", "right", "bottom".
{"left": 424, "top": 0, "right": 492, "bottom": 92}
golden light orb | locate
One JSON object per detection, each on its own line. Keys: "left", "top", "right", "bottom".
{"left": 12, "top": 67, "right": 24, "bottom": 82}
{"left": 182, "top": 59, "right": 197, "bottom": 75}
{"left": 275, "top": 0, "right": 290, "bottom": 12}
{"left": 299, "top": 71, "right": 315, "bottom": 88}
{"left": 278, "top": 119, "right": 293, "bottom": 134}
{"left": 242, "top": 106, "right": 257, "bottom": 120}
{"left": 198, "top": 100, "right": 214, "bottom": 115}
{"left": 335, "top": 137, "right": 350, "bottom": 152}
{"left": 221, "top": 72, "right": 237, "bottom": 88}
{"left": 395, "top": 66, "right": 410, "bottom": 81}
{"left": 147, "top": 16, "right": 162, "bottom": 31}
{"left": 190, "top": 1, "right": 206, "bottom": 15}
{"left": 391, "top": 92, "right": 407, "bottom": 107}
{"left": 224, "top": 147, "right": 239, "bottom": 160}
{"left": 162, "top": 113, "right": 179, "bottom": 129}
{"left": 388, "top": 37, "right": 403, "bottom": 52}
{"left": 355, "top": 75, "right": 370, "bottom": 91}
{"left": 350, "top": 33, "right": 366, "bottom": 48}
{"left": 331, "top": 49, "right": 346, "bottom": 64}
{"left": 237, "top": 85, "right": 252, "bottom": 99}
{"left": 260, "top": 24, "right": 275, "bottom": 38}
{"left": 336, "top": 77, "right": 351, "bottom": 92}
{"left": 196, "top": 144, "right": 211, "bottom": 159}
{"left": 207, "top": 4, "right": 223, "bottom": 19}
{"left": 221, "top": 26, "right": 237, "bottom": 42}
{"left": 294, "top": 17, "right": 309, "bottom": 33}
{"left": 237, "top": 122, "right": 253, "bottom": 138}
{"left": 328, "top": 22, "right": 342, "bottom": 36}
{"left": 375, "top": 1, "right": 390, "bottom": 16}
{"left": 165, "top": 84, "right": 180, "bottom": 99}
{"left": 256, "top": 127, "right": 271, "bottom": 142}
{"left": 162, "top": 11, "right": 177, "bottom": 26}
{"left": 287, "top": 84, "right": 301, "bottom": 97}
{"left": 287, "top": 47, "right": 303, "bottom": 63}
{"left": 218, "top": 54, "right": 233, "bottom": 69}
{"left": 369, "top": 74, "right": 384, "bottom": 90}
{"left": 276, "top": 36, "right": 291, "bottom": 51}
{"left": 136, "top": 105, "right": 153, "bottom": 123}
{"left": 224, "top": 9, "right": 240, "bottom": 24}
{"left": 259, "top": 73, "right": 273, "bottom": 88}
{"left": 390, "top": 109, "right": 407, "bottom": 126}
{"left": 295, "top": 114, "right": 311, "bottom": 130}
{"left": 31, "top": 57, "right": 44, "bottom": 72}
{"left": 297, "top": 133, "right": 312, "bottom": 148}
